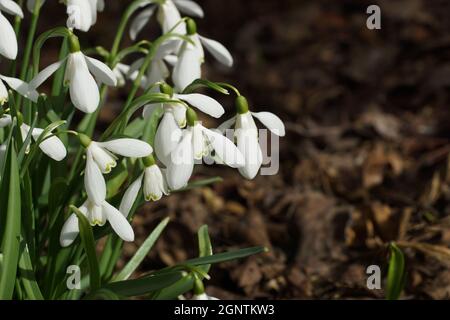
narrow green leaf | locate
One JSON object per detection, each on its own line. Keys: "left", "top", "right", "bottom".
{"left": 0, "top": 141, "right": 21, "bottom": 299}
{"left": 197, "top": 225, "right": 213, "bottom": 273}
{"left": 18, "top": 240, "right": 44, "bottom": 300}
{"left": 70, "top": 205, "right": 101, "bottom": 291}
{"left": 182, "top": 79, "right": 230, "bottom": 95}
{"left": 114, "top": 217, "right": 170, "bottom": 282}
{"left": 386, "top": 242, "right": 406, "bottom": 300}
{"left": 104, "top": 272, "right": 183, "bottom": 297}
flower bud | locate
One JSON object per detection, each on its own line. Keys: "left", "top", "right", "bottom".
{"left": 78, "top": 133, "right": 92, "bottom": 148}
{"left": 186, "top": 107, "right": 198, "bottom": 127}
{"left": 235, "top": 95, "right": 249, "bottom": 114}
{"left": 160, "top": 83, "right": 174, "bottom": 97}
{"left": 186, "top": 18, "right": 197, "bottom": 36}
{"left": 143, "top": 154, "right": 156, "bottom": 167}
{"left": 68, "top": 33, "right": 81, "bottom": 53}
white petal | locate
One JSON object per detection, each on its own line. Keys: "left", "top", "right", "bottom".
{"left": 0, "top": 12, "right": 17, "bottom": 59}
{"left": 157, "top": 0, "right": 184, "bottom": 34}
{"left": 175, "top": 93, "right": 224, "bottom": 118}
{"left": 163, "top": 54, "right": 178, "bottom": 67}
{"left": 85, "top": 55, "right": 117, "bottom": 86}
{"left": 143, "top": 165, "right": 165, "bottom": 201}
{"left": 0, "top": 0, "right": 24, "bottom": 17}
{"left": 102, "top": 201, "right": 135, "bottom": 242}
{"left": 29, "top": 59, "right": 65, "bottom": 89}
{"left": 129, "top": 5, "right": 156, "bottom": 40}
{"left": 145, "top": 59, "right": 169, "bottom": 87}
{"left": 119, "top": 174, "right": 143, "bottom": 218}
{"left": 99, "top": 138, "right": 153, "bottom": 158}
{"left": 84, "top": 149, "right": 106, "bottom": 205}
{"left": 31, "top": 127, "right": 67, "bottom": 161}
{"left": 67, "top": 0, "right": 93, "bottom": 32}
{"left": 192, "top": 123, "right": 204, "bottom": 159}
{"left": 199, "top": 35, "right": 233, "bottom": 67}
{"left": 68, "top": 52, "right": 100, "bottom": 113}
{"left": 168, "top": 104, "right": 187, "bottom": 127}
{"left": 173, "top": 0, "right": 203, "bottom": 17}
{"left": 167, "top": 130, "right": 194, "bottom": 190}
{"left": 252, "top": 112, "right": 285, "bottom": 136}
{"left": 142, "top": 103, "right": 162, "bottom": 119}
{"left": 202, "top": 127, "right": 244, "bottom": 168}
{"left": 89, "top": 142, "right": 117, "bottom": 173}
{"left": 236, "top": 128, "right": 263, "bottom": 179}
{"left": 0, "top": 80, "right": 8, "bottom": 105}
{"left": 154, "top": 112, "right": 182, "bottom": 166}
{"left": 0, "top": 114, "right": 12, "bottom": 128}
{"left": 172, "top": 42, "right": 201, "bottom": 91}
{"left": 59, "top": 213, "right": 80, "bottom": 247}
{"left": 217, "top": 116, "right": 236, "bottom": 133}
{"left": 0, "top": 75, "right": 39, "bottom": 102}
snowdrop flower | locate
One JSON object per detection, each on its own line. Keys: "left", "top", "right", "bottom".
{"left": 0, "top": 74, "right": 39, "bottom": 105}
{"left": 147, "top": 84, "right": 225, "bottom": 165}
{"left": 119, "top": 155, "right": 169, "bottom": 217}
{"left": 66, "top": 0, "right": 104, "bottom": 32}
{"left": 219, "top": 96, "right": 285, "bottom": 179}
{"left": 79, "top": 134, "right": 153, "bottom": 179}
{"left": 112, "top": 63, "right": 134, "bottom": 87}
{"left": 0, "top": 0, "right": 24, "bottom": 59}
{"left": 0, "top": 114, "right": 67, "bottom": 161}
{"left": 129, "top": 0, "right": 203, "bottom": 40}
{"left": 30, "top": 34, "right": 117, "bottom": 113}
{"left": 59, "top": 198, "right": 134, "bottom": 247}
{"left": 173, "top": 19, "right": 233, "bottom": 91}
{"left": 166, "top": 108, "right": 244, "bottom": 190}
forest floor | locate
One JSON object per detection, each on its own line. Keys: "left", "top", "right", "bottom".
{"left": 39, "top": 0, "right": 450, "bottom": 299}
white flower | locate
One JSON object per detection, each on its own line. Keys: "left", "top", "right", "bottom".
{"left": 148, "top": 90, "right": 225, "bottom": 166}
{"left": 129, "top": 0, "right": 203, "bottom": 40}
{"left": 0, "top": 114, "right": 67, "bottom": 161}
{"left": 193, "top": 293, "right": 219, "bottom": 300}
{"left": 66, "top": 0, "right": 103, "bottom": 32}
{"left": 119, "top": 161, "right": 169, "bottom": 217}
{"left": 59, "top": 198, "right": 135, "bottom": 247}
{"left": 112, "top": 63, "right": 131, "bottom": 87}
{"left": 0, "top": 74, "right": 39, "bottom": 104}
{"left": 167, "top": 118, "right": 244, "bottom": 190}
{"left": 84, "top": 137, "right": 153, "bottom": 176}
{"left": 0, "top": 0, "right": 24, "bottom": 60}
{"left": 219, "top": 97, "right": 285, "bottom": 179}
{"left": 30, "top": 51, "right": 117, "bottom": 113}
{"left": 173, "top": 31, "right": 233, "bottom": 91}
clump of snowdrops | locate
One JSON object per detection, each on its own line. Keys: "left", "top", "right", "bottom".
{"left": 0, "top": 0, "right": 284, "bottom": 300}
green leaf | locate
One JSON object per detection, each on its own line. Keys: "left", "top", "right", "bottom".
{"left": 84, "top": 288, "right": 121, "bottom": 300}
{"left": 32, "top": 27, "right": 70, "bottom": 76}
{"left": 197, "top": 225, "right": 213, "bottom": 273}
{"left": 152, "top": 225, "right": 213, "bottom": 300}
{"left": 18, "top": 240, "right": 44, "bottom": 300}
{"left": 70, "top": 205, "right": 101, "bottom": 291}
{"left": 174, "top": 177, "right": 223, "bottom": 192}
{"left": 386, "top": 242, "right": 406, "bottom": 300}
{"left": 182, "top": 79, "right": 230, "bottom": 95}
{"left": 104, "top": 272, "right": 184, "bottom": 297}
{"left": 114, "top": 217, "right": 170, "bottom": 282}
{"left": 0, "top": 141, "right": 21, "bottom": 299}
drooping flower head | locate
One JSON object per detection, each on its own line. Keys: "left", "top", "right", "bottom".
{"left": 219, "top": 96, "right": 285, "bottom": 179}
{"left": 0, "top": 0, "right": 24, "bottom": 60}
{"left": 30, "top": 33, "right": 117, "bottom": 113}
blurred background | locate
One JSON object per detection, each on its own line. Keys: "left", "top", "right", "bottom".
{"left": 25, "top": 0, "right": 450, "bottom": 299}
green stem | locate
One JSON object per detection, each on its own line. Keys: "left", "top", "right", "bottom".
{"left": 17, "top": 0, "right": 42, "bottom": 110}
